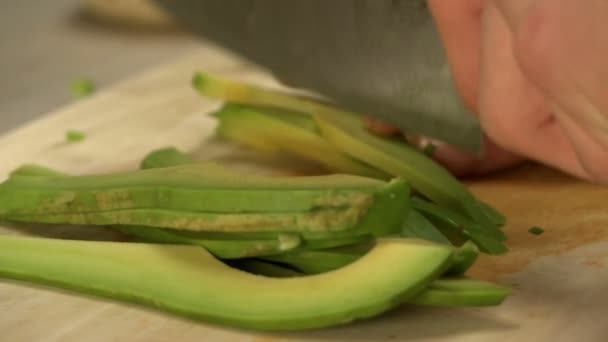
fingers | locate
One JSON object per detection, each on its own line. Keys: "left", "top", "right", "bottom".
{"left": 477, "top": 1, "right": 590, "bottom": 179}
{"left": 495, "top": 0, "right": 608, "bottom": 182}
{"left": 427, "top": 136, "right": 524, "bottom": 177}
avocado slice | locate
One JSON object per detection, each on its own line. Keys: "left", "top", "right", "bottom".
{"left": 112, "top": 225, "right": 301, "bottom": 259}
{"left": 5, "top": 161, "right": 381, "bottom": 252}
{"left": 230, "top": 259, "right": 509, "bottom": 307}
{"left": 412, "top": 197, "right": 507, "bottom": 254}
{"left": 401, "top": 209, "right": 452, "bottom": 245}
{"left": 261, "top": 238, "right": 477, "bottom": 276}
{"left": 408, "top": 277, "right": 511, "bottom": 307}
{"left": 312, "top": 112, "right": 504, "bottom": 237}
{"left": 213, "top": 104, "right": 388, "bottom": 179}
{"left": 0, "top": 235, "right": 453, "bottom": 330}
{"left": 260, "top": 243, "right": 370, "bottom": 274}
{"left": 0, "top": 163, "right": 409, "bottom": 239}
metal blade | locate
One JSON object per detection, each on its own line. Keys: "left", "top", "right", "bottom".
{"left": 155, "top": 0, "right": 483, "bottom": 152}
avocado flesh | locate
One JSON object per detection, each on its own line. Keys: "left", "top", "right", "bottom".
{"left": 213, "top": 104, "right": 388, "bottom": 179}
{"left": 228, "top": 259, "right": 509, "bottom": 307}
{"left": 0, "top": 235, "right": 453, "bottom": 331}
{"left": 113, "top": 226, "right": 301, "bottom": 259}
{"left": 262, "top": 239, "right": 477, "bottom": 276}
{"left": 408, "top": 277, "right": 511, "bottom": 307}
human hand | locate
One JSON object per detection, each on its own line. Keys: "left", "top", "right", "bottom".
{"left": 369, "top": 0, "right": 608, "bottom": 183}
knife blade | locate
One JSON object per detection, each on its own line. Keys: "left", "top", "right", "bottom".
{"left": 154, "top": 0, "right": 483, "bottom": 152}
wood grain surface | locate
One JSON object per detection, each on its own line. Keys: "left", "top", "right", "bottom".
{"left": 0, "top": 49, "right": 606, "bottom": 342}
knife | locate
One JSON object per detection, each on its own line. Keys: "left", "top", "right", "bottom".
{"left": 153, "top": 0, "right": 483, "bottom": 152}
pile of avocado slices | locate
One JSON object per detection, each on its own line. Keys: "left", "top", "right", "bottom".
{"left": 0, "top": 72, "right": 510, "bottom": 331}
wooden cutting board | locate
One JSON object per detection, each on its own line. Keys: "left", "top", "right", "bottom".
{"left": 0, "top": 49, "right": 607, "bottom": 342}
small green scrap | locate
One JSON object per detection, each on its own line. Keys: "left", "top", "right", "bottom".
{"left": 528, "top": 226, "right": 544, "bottom": 235}
{"left": 71, "top": 78, "right": 96, "bottom": 98}
{"left": 66, "top": 130, "right": 86, "bottom": 142}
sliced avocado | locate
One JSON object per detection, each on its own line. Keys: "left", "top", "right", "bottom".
{"left": 0, "top": 163, "right": 384, "bottom": 215}
{"left": 0, "top": 179, "right": 408, "bottom": 240}
{"left": 261, "top": 239, "right": 476, "bottom": 276}
{"left": 0, "top": 235, "right": 453, "bottom": 330}
{"left": 412, "top": 197, "right": 507, "bottom": 254}
{"left": 312, "top": 112, "right": 505, "bottom": 242}
{"left": 192, "top": 72, "right": 324, "bottom": 116}
{"left": 401, "top": 209, "right": 451, "bottom": 245}
{"left": 213, "top": 104, "right": 388, "bottom": 179}
{"left": 191, "top": 73, "right": 503, "bottom": 233}
{"left": 408, "top": 277, "right": 511, "bottom": 307}
{"left": 1, "top": 163, "right": 409, "bottom": 240}
{"left": 6, "top": 162, "right": 376, "bottom": 251}
{"left": 477, "top": 200, "right": 506, "bottom": 227}
{"left": 113, "top": 226, "right": 301, "bottom": 259}
{"left": 260, "top": 243, "right": 371, "bottom": 274}
{"left": 235, "top": 259, "right": 509, "bottom": 308}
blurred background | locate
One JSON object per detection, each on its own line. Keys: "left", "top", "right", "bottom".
{"left": 0, "top": 0, "right": 200, "bottom": 134}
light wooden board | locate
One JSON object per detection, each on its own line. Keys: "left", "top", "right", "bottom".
{"left": 0, "top": 48, "right": 607, "bottom": 342}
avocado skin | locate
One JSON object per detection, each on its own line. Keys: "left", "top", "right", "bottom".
{"left": 0, "top": 235, "right": 453, "bottom": 331}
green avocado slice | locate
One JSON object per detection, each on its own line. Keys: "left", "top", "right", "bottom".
{"left": 0, "top": 163, "right": 409, "bottom": 238}
{"left": 261, "top": 238, "right": 477, "bottom": 276}
{"left": 229, "top": 260, "right": 510, "bottom": 307}
{"left": 408, "top": 277, "right": 511, "bottom": 307}
{"left": 4, "top": 162, "right": 390, "bottom": 250}
{"left": 213, "top": 104, "right": 388, "bottom": 179}
{"left": 112, "top": 226, "right": 301, "bottom": 259}
{"left": 0, "top": 235, "right": 453, "bottom": 331}
{"left": 401, "top": 209, "right": 452, "bottom": 245}
{"left": 0, "top": 163, "right": 385, "bottom": 214}
{"left": 312, "top": 113, "right": 507, "bottom": 254}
